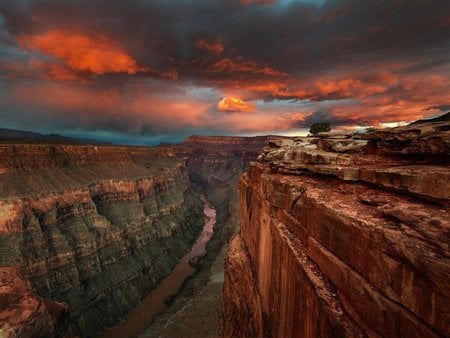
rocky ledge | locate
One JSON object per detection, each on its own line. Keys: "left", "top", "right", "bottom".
{"left": 224, "top": 118, "right": 450, "bottom": 337}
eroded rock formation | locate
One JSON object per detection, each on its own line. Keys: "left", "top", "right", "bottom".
{"left": 224, "top": 120, "right": 450, "bottom": 337}
{"left": 0, "top": 136, "right": 267, "bottom": 337}
{"left": 0, "top": 154, "right": 203, "bottom": 337}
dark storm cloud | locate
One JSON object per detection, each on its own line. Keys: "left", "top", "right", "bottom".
{"left": 2, "top": 0, "right": 447, "bottom": 81}
{"left": 0, "top": 0, "right": 449, "bottom": 142}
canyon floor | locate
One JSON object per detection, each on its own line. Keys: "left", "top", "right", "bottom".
{"left": 140, "top": 241, "right": 228, "bottom": 337}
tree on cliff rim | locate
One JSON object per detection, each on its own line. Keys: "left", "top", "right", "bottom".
{"left": 309, "top": 122, "right": 331, "bottom": 135}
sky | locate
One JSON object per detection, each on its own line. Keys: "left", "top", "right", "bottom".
{"left": 0, "top": 0, "right": 449, "bottom": 144}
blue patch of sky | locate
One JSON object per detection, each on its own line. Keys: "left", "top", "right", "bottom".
{"left": 254, "top": 98, "right": 312, "bottom": 110}
{"left": 277, "top": 0, "right": 327, "bottom": 8}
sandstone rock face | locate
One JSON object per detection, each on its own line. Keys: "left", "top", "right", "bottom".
{"left": 0, "top": 136, "right": 267, "bottom": 337}
{"left": 224, "top": 121, "right": 450, "bottom": 337}
{"left": 0, "top": 267, "right": 68, "bottom": 338}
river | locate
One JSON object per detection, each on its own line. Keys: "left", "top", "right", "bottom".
{"left": 101, "top": 195, "right": 216, "bottom": 338}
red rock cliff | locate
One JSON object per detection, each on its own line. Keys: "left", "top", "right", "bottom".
{"left": 224, "top": 120, "right": 450, "bottom": 337}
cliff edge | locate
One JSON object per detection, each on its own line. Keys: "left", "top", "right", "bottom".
{"left": 224, "top": 119, "right": 450, "bottom": 337}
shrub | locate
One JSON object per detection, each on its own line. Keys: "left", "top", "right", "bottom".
{"left": 309, "top": 122, "right": 331, "bottom": 135}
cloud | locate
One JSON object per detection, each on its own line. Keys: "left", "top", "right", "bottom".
{"left": 195, "top": 38, "right": 225, "bottom": 55}
{"left": 208, "top": 57, "right": 284, "bottom": 77}
{"left": 1, "top": 80, "right": 215, "bottom": 134}
{"left": 18, "top": 29, "right": 149, "bottom": 77}
{"left": 0, "top": 0, "right": 449, "bottom": 142}
{"left": 217, "top": 97, "right": 256, "bottom": 113}
{"left": 425, "top": 104, "right": 450, "bottom": 112}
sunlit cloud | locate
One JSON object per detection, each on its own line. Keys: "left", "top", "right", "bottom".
{"left": 18, "top": 29, "right": 149, "bottom": 78}
{"left": 217, "top": 97, "right": 256, "bottom": 113}
{"left": 209, "top": 57, "right": 285, "bottom": 77}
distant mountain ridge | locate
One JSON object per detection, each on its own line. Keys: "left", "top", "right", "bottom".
{"left": 0, "top": 127, "right": 113, "bottom": 145}
{"left": 410, "top": 111, "right": 450, "bottom": 125}
{"left": 2, "top": 111, "right": 448, "bottom": 145}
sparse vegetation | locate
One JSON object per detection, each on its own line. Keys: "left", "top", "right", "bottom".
{"left": 309, "top": 122, "right": 331, "bottom": 135}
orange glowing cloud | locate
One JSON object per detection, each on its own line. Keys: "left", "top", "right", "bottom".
{"left": 217, "top": 97, "right": 256, "bottom": 113}
{"left": 10, "top": 82, "right": 212, "bottom": 129}
{"left": 12, "top": 83, "right": 122, "bottom": 112}
{"left": 239, "top": 82, "right": 293, "bottom": 98}
{"left": 324, "top": 73, "right": 450, "bottom": 127}
{"left": 295, "top": 78, "right": 389, "bottom": 100}
{"left": 218, "top": 113, "right": 290, "bottom": 132}
{"left": 196, "top": 38, "right": 225, "bottom": 55}
{"left": 209, "top": 57, "right": 284, "bottom": 76}
{"left": 316, "top": 79, "right": 387, "bottom": 97}
{"left": 27, "top": 56, "right": 85, "bottom": 82}
{"left": 18, "top": 29, "right": 149, "bottom": 76}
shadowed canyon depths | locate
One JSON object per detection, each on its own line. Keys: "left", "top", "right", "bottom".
{"left": 102, "top": 197, "right": 216, "bottom": 338}
{"left": 1, "top": 118, "right": 450, "bottom": 338}
{"left": 0, "top": 136, "right": 265, "bottom": 337}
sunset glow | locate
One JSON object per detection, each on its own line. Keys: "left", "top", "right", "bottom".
{"left": 19, "top": 29, "right": 148, "bottom": 78}
{"left": 0, "top": 0, "right": 449, "bottom": 144}
{"left": 217, "top": 97, "right": 256, "bottom": 113}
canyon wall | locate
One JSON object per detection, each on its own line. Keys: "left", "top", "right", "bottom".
{"left": 181, "top": 136, "right": 267, "bottom": 240}
{"left": 137, "top": 136, "right": 269, "bottom": 337}
{"left": 0, "top": 136, "right": 267, "bottom": 337}
{"left": 0, "top": 147, "right": 204, "bottom": 337}
{"left": 224, "top": 120, "right": 450, "bottom": 337}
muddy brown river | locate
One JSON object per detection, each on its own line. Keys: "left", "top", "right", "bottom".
{"left": 101, "top": 196, "right": 216, "bottom": 338}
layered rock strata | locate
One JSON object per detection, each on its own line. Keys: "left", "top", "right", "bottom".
{"left": 139, "top": 136, "right": 268, "bottom": 337}
{"left": 0, "top": 136, "right": 268, "bottom": 337}
{"left": 224, "top": 120, "right": 450, "bottom": 337}
{"left": 0, "top": 150, "right": 204, "bottom": 337}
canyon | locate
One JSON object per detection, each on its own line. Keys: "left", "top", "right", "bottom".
{"left": 0, "top": 136, "right": 265, "bottom": 337}
{"left": 1, "top": 118, "right": 449, "bottom": 338}
{"left": 224, "top": 118, "right": 450, "bottom": 337}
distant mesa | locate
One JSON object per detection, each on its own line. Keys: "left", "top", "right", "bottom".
{"left": 0, "top": 128, "right": 113, "bottom": 145}
{"left": 158, "top": 141, "right": 179, "bottom": 146}
{"left": 410, "top": 111, "right": 450, "bottom": 125}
